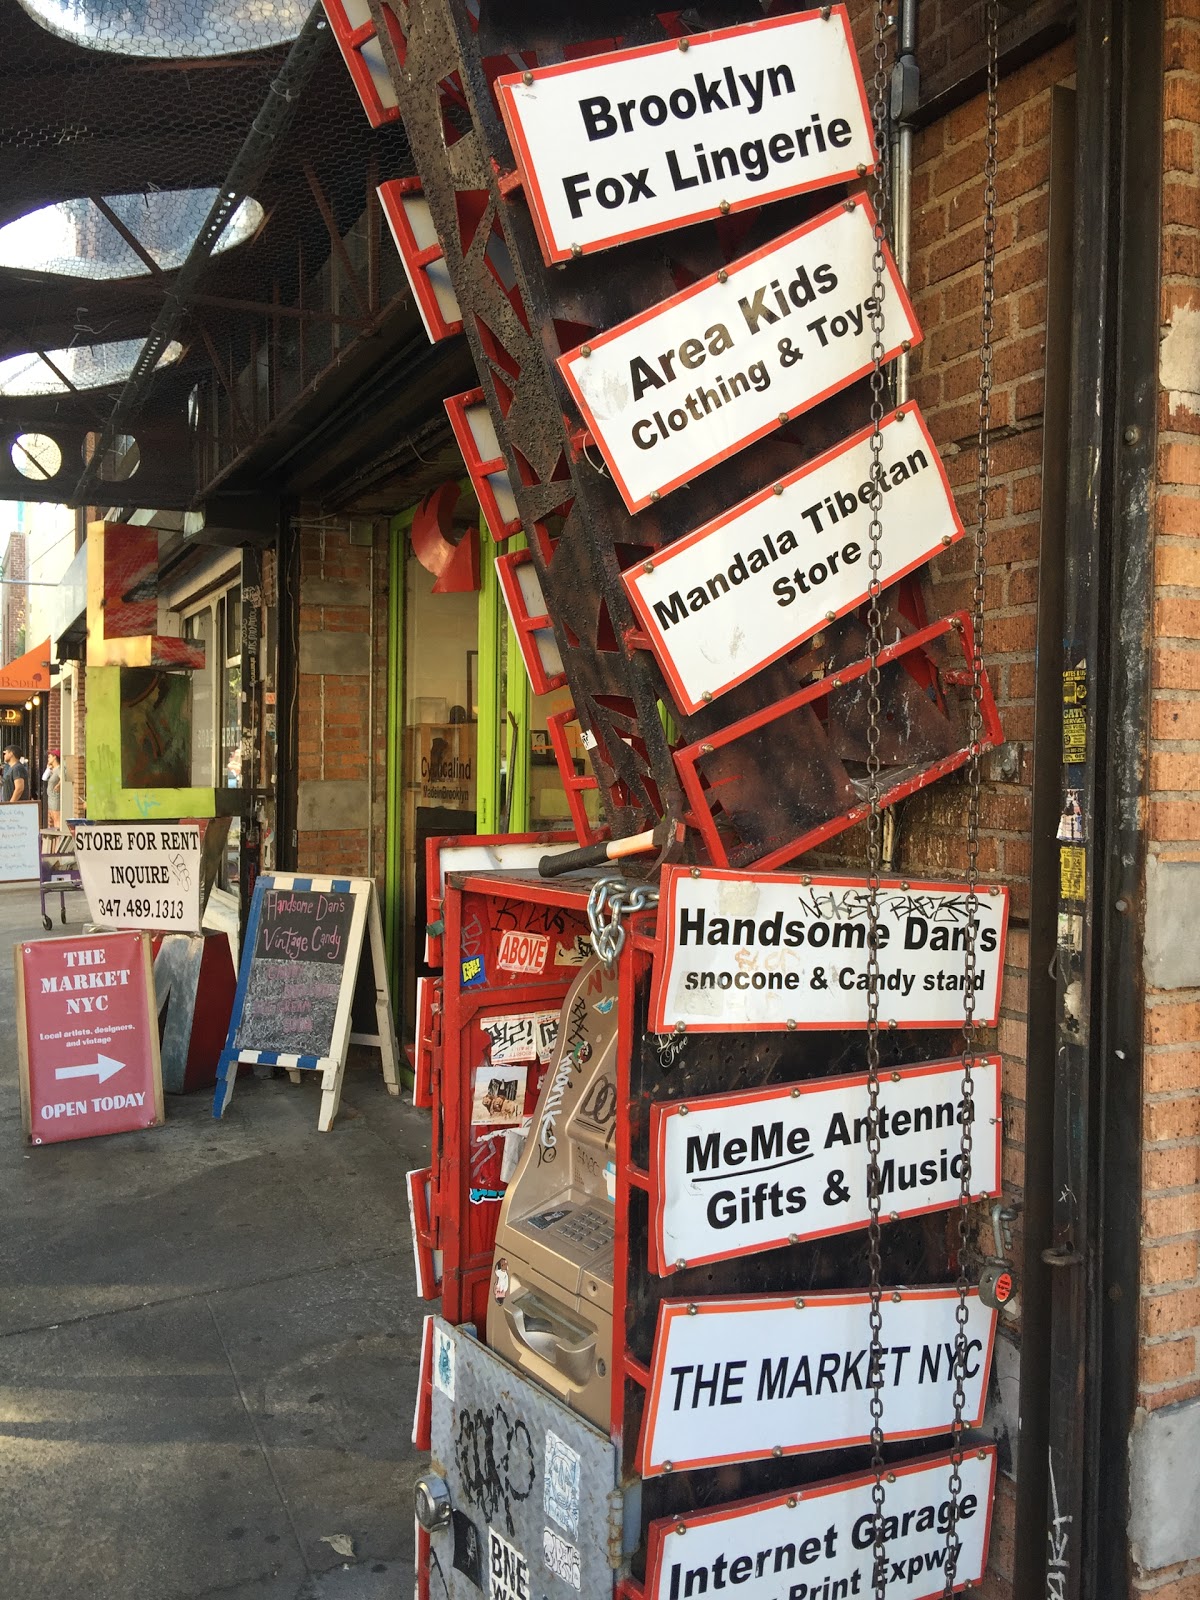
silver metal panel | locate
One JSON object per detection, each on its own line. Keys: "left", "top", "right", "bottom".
{"left": 428, "top": 1317, "right": 619, "bottom": 1599}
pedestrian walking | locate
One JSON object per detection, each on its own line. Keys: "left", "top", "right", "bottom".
{"left": 43, "top": 750, "right": 61, "bottom": 828}
{"left": 1, "top": 746, "right": 28, "bottom": 803}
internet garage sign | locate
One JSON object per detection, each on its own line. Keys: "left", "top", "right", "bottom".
{"left": 648, "top": 1056, "right": 1001, "bottom": 1275}
{"left": 644, "top": 1448, "right": 997, "bottom": 1600}
{"left": 649, "top": 866, "right": 1009, "bottom": 1035}
{"left": 638, "top": 1286, "right": 996, "bottom": 1476}
{"left": 496, "top": 8, "right": 875, "bottom": 264}
{"left": 623, "top": 405, "right": 962, "bottom": 712}
{"left": 559, "top": 194, "right": 918, "bottom": 512}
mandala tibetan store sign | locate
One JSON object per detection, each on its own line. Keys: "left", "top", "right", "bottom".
{"left": 644, "top": 1448, "right": 997, "bottom": 1600}
{"left": 638, "top": 1286, "right": 996, "bottom": 1476}
{"left": 648, "top": 1056, "right": 1001, "bottom": 1274}
{"left": 495, "top": 7, "right": 875, "bottom": 264}
{"left": 558, "top": 194, "right": 919, "bottom": 512}
{"left": 623, "top": 405, "right": 962, "bottom": 712}
{"left": 649, "top": 867, "right": 1009, "bottom": 1034}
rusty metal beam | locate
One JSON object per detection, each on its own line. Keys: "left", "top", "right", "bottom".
{"left": 198, "top": 323, "right": 252, "bottom": 449}
{"left": 90, "top": 195, "right": 164, "bottom": 278}
{"left": 304, "top": 161, "right": 371, "bottom": 318}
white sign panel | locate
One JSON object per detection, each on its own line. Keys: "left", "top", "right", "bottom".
{"left": 645, "top": 1448, "right": 997, "bottom": 1600}
{"left": 649, "top": 1056, "right": 1001, "bottom": 1274}
{"left": 639, "top": 1286, "right": 996, "bottom": 1476}
{"left": 73, "top": 821, "right": 204, "bottom": 933}
{"left": 0, "top": 801, "right": 41, "bottom": 882}
{"left": 558, "top": 194, "right": 919, "bottom": 512}
{"left": 623, "top": 405, "right": 961, "bottom": 712}
{"left": 650, "top": 867, "right": 1009, "bottom": 1035}
{"left": 496, "top": 8, "right": 875, "bottom": 265}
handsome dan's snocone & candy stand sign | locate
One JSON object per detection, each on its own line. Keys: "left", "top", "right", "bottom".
{"left": 650, "top": 866, "right": 1009, "bottom": 1034}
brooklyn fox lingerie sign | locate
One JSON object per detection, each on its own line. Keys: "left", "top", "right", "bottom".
{"left": 496, "top": 8, "right": 875, "bottom": 264}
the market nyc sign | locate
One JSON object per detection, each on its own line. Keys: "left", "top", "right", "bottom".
{"left": 559, "top": 195, "right": 919, "bottom": 511}
{"left": 496, "top": 8, "right": 875, "bottom": 264}
{"left": 648, "top": 1056, "right": 1001, "bottom": 1274}
{"left": 623, "top": 405, "right": 962, "bottom": 712}
{"left": 638, "top": 1286, "right": 996, "bottom": 1475}
{"left": 649, "top": 867, "right": 1009, "bottom": 1034}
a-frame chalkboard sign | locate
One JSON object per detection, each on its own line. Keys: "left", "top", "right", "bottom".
{"left": 212, "top": 873, "right": 400, "bottom": 1130}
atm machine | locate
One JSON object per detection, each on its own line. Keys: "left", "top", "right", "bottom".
{"left": 485, "top": 956, "right": 619, "bottom": 1430}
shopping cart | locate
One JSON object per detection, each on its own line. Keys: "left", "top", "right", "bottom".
{"left": 39, "top": 828, "right": 84, "bottom": 931}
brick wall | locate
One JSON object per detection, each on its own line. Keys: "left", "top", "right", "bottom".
{"left": 1132, "top": 1, "right": 1200, "bottom": 1592}
{"left": 295, "top": 516, "right": 389, "bottom": 890}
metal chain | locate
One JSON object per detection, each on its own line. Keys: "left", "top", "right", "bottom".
{"left": 944, "top": 2, "right": 999, "bottom": 1590}
{"left": 586, "top": 876, "right": 659, "bottom": 972}
{"left": 864, "top": 4, "right": 892, "bottom": 1596}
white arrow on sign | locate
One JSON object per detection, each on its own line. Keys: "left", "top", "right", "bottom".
{"left": 54, "top": 1054, "right": 125, "bottom": 1085}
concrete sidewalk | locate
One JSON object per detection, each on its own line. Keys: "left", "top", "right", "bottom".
{"left": 0, "top": 884, "right": 430, "bottom": 1599}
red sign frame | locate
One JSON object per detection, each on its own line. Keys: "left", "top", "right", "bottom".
{"left": 647, "top": 1054, "right": 1003, "bottom": 1275}
{"left": 642, "top": 1446, "right": 998, "bottom": 1600}
{"left": 16, "top": 931, "right": 164, "bottom": 1146}
{"left": 495, "top": 8, "right": 876, "bottom": 265}
{"left": 648, "top": 866, "right": 1011, "bottom": 1035}
{"left": 557, "top": 193, "right": 920, "bottom": 513}
{"left": 637, "top": 1285, "right": 998, "bottom": 1476}
{"left": 621, "top": 404, "right": 963, "bottom": 713}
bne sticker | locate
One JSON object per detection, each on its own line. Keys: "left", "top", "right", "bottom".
{"left": 650, "top": 867, "right": 1009, "bottom": 1034}
{"left": 639, "top": 1287, "right": 996, "bottom": 1475}
{"left": 622, "top": 405, "right": 962, "bottom": 712}
{"left": 644, "top": 1448, "right": 997, "bottom": 1600}
{"left": 496, "top": 8, "right": 875, "bottom": 263}
{"left": 649, "top": 1056, "right": 1001, "bottom": 1273}
{"left": 558, "top": 194, "right": 919, "bottom": 513}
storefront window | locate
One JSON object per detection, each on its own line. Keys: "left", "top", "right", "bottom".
{"left": 403, "top": 554, "right": 479, "bottom": 1024}
{"left": 184, "top": 607, "right": 214, "bottom": 786}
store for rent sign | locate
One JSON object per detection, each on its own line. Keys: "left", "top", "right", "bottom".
{"left": 644, "top": 1448, "right": 997, "bottom": 1600}
{"left": 648, "top": 1056, "right": 1001, "bottom": 1274}
{"left": 558, "top": 195, "right": 919, "bottom": 512}
{"left": 496, "top": 8, "right": 875, "bottom": 264}
{"left": 638, "top": 1286, "right": 996, "bottom": 1476}
{"left": 650, "top": 867, "right": 1009, "bottom": 1034}
{"left": 622, "top": 405, "right": 962, "bottom": 712}
{"left": 73, "top": 820, "right": 204, "bottom": 933}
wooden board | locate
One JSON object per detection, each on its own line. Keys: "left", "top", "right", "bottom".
{"left": 212, "top": 873, "right": 400, "bottom": 1130}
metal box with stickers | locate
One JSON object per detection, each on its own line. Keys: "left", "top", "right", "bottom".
{"left": 409, "top": 853, "right": 1006, "bottom": 1600}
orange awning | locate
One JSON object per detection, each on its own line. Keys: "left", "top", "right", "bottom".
{"left": 0, "top": 637, "right": 52, "bottom": 703}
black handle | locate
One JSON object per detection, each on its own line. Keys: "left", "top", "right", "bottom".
{"left": 538, "top": 841, "right": 612, "bottom": 877}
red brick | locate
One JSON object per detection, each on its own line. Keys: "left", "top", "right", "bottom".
{"left": 1141, "top": 1336, "right": 1197, "bottom": 1385}
{"left": 1144, "top": 1189, "right": 1200, "bottom": 1238}
{"left": 1152, "top": 799, "right": 1200, "bottom": 838}
{"left": 1141, "top": 1285, "right": 1200, "bottom": 1336}
{"left": 1165, "top": 69, "right": 1200, "bottom": 124}
{"left": 1166, "top": 19, "right": 1200, "bottom": 72}
{"left": 1144, "top": 1142, "right": 1200, "bottom": 1188}
{"left": 1147, "top": 999, "right": 1200, "bottom": 1045}
{"left": 1154, "top": 646, "right": 1200, "bottom": 689}
{"left": 1143, "top": 1240, "right": 1199, "bottom": 1286}
{"left": 1145, "top": 1050, "right": 1200, "bottom": 1093}
{"left": 1152, "top": 750, "right": 1200, "bottom": 790}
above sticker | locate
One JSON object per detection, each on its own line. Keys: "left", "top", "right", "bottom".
{"left": 558, "top": 193, "right": 919, "bottom": 512}
{"left": 648, "top": 1055, "right": 1001, "bottom": 1273}
{"left": 496, "top": 928, "right": 550, "bottom": 975}
{"left": 649, "top": 866, "right": 1009, "bottom": 1034}
{"left": 638, "top": 1286, "right": 996, "bottom": 1476}
{"left": 622, "top": 404, "right": 961, "bottom": 712}
{"left": 495, "top": 7, "right": 875, "bottom": 264}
